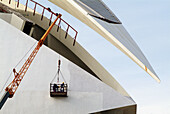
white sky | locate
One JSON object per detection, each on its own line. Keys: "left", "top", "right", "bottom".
{"left": 21, "top": 0, "right": 170, "bottom": 113}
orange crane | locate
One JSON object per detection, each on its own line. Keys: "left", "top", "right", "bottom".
{"left": 0, "top": 14, "right": 62, "bottom": 109}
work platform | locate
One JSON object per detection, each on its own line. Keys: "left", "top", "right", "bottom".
{"left": 50, "top": 83, "right": 67, "bottom": 97}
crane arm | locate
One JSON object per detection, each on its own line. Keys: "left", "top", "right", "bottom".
{"left": 0, "top": 14, "right": 61, "bottom": 109}
{"left": 6, "top": 13, "right": 62, "bottom": 98}
{"left": 5, "top": 44, "right": 41, "bottom": 98}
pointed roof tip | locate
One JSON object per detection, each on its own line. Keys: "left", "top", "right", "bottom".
{"left": 150, "top": 72, "right": 160, "bottom": 83}
{"left": 49, "top": 0, "right": 160, "bottom": 83}
{"left": 156, "top": 77, "right": 161, "bottom": 83}
{"left": 155, "top": 73, "right": 161, "bottom": 83}
{"left": 155, "top": 76, "right": 161, "bottom": 83}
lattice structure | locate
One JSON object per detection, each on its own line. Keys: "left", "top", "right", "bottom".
{"left": 5, "top": 14, "right": 62, "bottom": 98}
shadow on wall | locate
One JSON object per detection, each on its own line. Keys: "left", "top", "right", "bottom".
{"left": 31, "top": 24, "right": 100, "bottom": 80}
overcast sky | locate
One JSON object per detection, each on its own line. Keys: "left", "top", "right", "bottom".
{"left": 23, "top": 0, "right": 170, "bottom": 113}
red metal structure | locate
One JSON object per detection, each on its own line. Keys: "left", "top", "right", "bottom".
{"left": 7, "top": 0, "right": 78, "bottom": 46}
{"left": 27, "top": 0, "right": 78, "bottom": 46}
{"left": 6, "top": 13, "right": 62, "bottom": 98}
{"left": 0, "top": 14, "right": 62, "bottom": 109}
{"left": 0, "top": 0, "right": 79, "bottom": 109}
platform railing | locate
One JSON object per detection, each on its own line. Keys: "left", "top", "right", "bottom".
{"left": 7, "top": 0, "right": 78, "bottom": 46}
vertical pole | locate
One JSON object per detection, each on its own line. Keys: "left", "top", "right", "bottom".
{"left": 41, "top": 8, "right": 45, "bottom": 20}
{"left": 49, "top": 13, "right": 53, "bottom": 26}
{"left": 17, "top": 0, "right": 19, "bottom": 8}
{"left": 57, "top": 18, "right": 61, "bottom": 32}
{"left": 65, "top": 26, "right": 69, "bottom": 39}
{"left": 33, "top": 3, "right": 37, "bottom": 16}
{"left": 9, "top": 0, "right": 11, "bottom": 4}
{"left": 25, "top": 0, "right": 28, "bottom": 12}
{"left": 73, "top": 32, "right": 78, "bottom": 46}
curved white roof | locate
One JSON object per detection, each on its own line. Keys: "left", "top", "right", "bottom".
{"left": 49, "top": 0, "right": 160, "bottom": 82}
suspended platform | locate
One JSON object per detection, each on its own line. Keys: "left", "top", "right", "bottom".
{"left": 50, "top": 83, "right": 68, "bottom": 97}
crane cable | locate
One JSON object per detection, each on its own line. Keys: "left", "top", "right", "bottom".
{"left": 50, "top": 22, "right": 63, "bottom": 84}
{"left": 50, "top": 24, "right": 67, "bottom": 83}
{"left": 0, "top": 72, "right": 12, "bottom": 94}
{"left": 57, "top": 56, "right": 61, "bottom": 82}
{"left": 51, "top": 58, "right": 67, "bottom": 84}
{"left": 14, "top": 41, "right": 37, "bottom": 69}
{"left": 51, "top": 57, "right": 60, "bottom": 83}
{"left": 0, "top": 41, "right": 37, "bottom": 94}
{"left": 59, "top": 70, "right": 67, "bottom": 83}
{"left": 51, "top": 69, "right": 67, "bottom": 84}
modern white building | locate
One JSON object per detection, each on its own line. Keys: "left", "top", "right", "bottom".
{"left": 0, "top": 0, "right": 159, "bottom": 113}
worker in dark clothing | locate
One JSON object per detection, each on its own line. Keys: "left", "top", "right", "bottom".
{"left": 53, "top": 84, "right": 58, "bottom": 92}
{"left": 61, "top": 82, "right": 64, "bottom": 92}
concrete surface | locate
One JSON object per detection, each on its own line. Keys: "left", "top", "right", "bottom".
{"left": 0, "top": 13, "right": 24, "bottom": 30}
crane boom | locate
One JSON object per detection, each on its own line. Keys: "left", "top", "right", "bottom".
{"left": 0, "top": 14, "right": 62, "bottom": 109}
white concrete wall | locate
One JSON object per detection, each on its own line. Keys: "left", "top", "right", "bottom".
{"left": 0, "top": 19, "right": 135, "bottom": 114}
{"left": 10, "top": 13, "right": 24, "bottom": 30}
{"left": 0, "top": 13, "right": 24, "bottom": 30}
{"left": 0, "top": 13, "right": 11, "bottom": 23}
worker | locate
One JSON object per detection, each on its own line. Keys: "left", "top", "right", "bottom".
{"left": 61, "top": 82, "right": 64, "bottom": 92}
{"left": 53, "top": 84, "right": 58, "bottom": 92}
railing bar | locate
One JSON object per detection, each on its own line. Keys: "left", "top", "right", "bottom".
{"left": 24, "top": 0, "right": 78, "bottom": 45}
{"left": 57, "top": 18, "right": 61, "bottom": 32}
{"left": 65, "top": 25, "right": 69, "bottom": 39}
{"left": 73, "top": 32, "right": 78, "bottom": 46}
{"left": 60, "top": 18, "right": 77, "bottom": 32}
{"left": 30, "top": 0, "right": 45, "bottom": 9}
{"left": 9, "top": 0, "right": 11, "bottom": 4}
{"left": 17, "top": 0, "right": 19, "bottom": 7}
{"left": 25, "top": 0, "right": 28, "bottom": 12}
{"left": 49, "top": 13, "right": 53, "bottom": 26}
{"left": 33, "top": 3, "right": 37, "bottom": 16}
{"left": 41, "top": 8, "right": 45, "bottom": 20}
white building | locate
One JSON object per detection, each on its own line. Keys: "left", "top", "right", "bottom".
{"left": 0, "top": 0, "right": 159, "bottom": 113}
